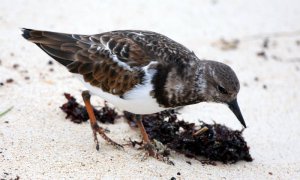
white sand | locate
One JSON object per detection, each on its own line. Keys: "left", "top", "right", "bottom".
{"left": 1, "top": 0, "right": 300, "bottom": 179}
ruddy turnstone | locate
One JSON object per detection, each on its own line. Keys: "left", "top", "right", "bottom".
{"left": 21, "top": 28, "right": 246, "bottom": 156}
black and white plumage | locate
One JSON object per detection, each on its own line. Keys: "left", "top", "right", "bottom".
{"left": 21, "top": 28, "right": 246, "bottom": 127}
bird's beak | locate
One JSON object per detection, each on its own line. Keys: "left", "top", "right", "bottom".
{"left": 227, "top": 99, "right": 247, "bottom": 128}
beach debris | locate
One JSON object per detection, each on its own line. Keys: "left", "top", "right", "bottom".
{"left": 13, "top": 64, "right": 20, "bottom": 69}
{"left": 192, "top": 126, "right": 209, "bottom": 136}
{"left": 263, "top": 84, "right": 267, "bottom": 89}
{"left": 60, "top": 93, "right": 253, "bottom": 164}
{"left": 257, "top": 51, "right": 267, "bottom": 59}
{"left": 0, "top": 106, "right": 14, "bottom": 118}
{"left": 6, "top": 78, "right": 14, "bottom": 83}
{"left": 263, "top": 38, "right": 269, "bottom": 49}
{"left": 60, "top": 93, "right": 117, "bottom": 124}
{"left": 124, "top": 110, "right": 253, "bottom": 164}
{"left": 48, "top": 60, "right": 54, "bottom": 65}
{"left": 213, "top": 38, "right": 240, "bottom": 50}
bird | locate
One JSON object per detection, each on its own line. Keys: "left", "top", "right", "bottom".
{"left": 21, "top": 28, "right": 246, "bottom": 157}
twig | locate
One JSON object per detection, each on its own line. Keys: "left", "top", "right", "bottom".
{"left": 0, "top": 106, "right": 14, "bottom": 118}
{"left": 193, "top": 126, "right": 209, "bottom": 136}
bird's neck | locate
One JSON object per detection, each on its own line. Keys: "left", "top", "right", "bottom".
{"left": 151, "top": 63, "right": 206, "bottom": 108}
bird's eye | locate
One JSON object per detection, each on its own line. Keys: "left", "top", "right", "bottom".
{"left": 217, "top": 85, "right": 228, "bottom": 94}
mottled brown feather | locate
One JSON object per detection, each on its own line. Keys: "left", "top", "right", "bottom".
{"left": 22, "top": 29, "right": 198, "bottom": 96}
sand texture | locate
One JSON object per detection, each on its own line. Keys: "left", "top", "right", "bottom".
{"left": 1, "top": 0, "right": 300, "bottom": 179}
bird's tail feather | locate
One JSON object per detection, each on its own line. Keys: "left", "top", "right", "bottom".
{"left": 21, "top": 28, "right": 77, "bottom": 66}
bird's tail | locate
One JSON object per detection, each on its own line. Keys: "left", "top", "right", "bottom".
{"left": 21, "top": 28, "right": 80, "bottom": 66}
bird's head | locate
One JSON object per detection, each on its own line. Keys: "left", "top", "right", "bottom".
{"left": 196, "top": 60, "right": 246, "bottom": 128}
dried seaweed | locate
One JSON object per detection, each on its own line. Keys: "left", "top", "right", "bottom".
{"left": 6, "top": 78, "right": 14, "bottom": 83}
{"left": 60, "top": 93, "right": 117, "bottom": 124}
{"left": 13, "top": 64, "right": 20, "bottom": 69}
{"left": 124, "top": 110, "right": 253, "bottom": 164}
{"left": 60, "top": 93, "right": 252, "bottom": 164}
{"left": 257, "top": 51, "right": 267, "bottom": 59}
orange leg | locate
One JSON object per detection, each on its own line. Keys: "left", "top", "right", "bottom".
{"left": 82, "top": 91, "right": 123, "bottom": 150}
{"left": 135, "top": 115, "right": 155, "bottom": 156}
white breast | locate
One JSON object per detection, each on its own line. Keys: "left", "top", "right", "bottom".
{"left": 74, "top": 63, "right": 167, "bottom": 114}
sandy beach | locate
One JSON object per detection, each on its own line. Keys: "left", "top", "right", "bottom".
{"left": 1, "top": 0, "right": 300, "bottom": 179}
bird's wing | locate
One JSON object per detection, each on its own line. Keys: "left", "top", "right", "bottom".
{"left": 104, "top": 30, "right": 196, "bottom": 65}
{"left": 22, "top": 28, "right": 152, "bottom": 95}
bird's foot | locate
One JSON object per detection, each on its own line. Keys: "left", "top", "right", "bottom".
{"left": 81, "top": 90, "right": 123, "bottom": 151}
{"left": 92, "top": 123, "right": 124, "bottom": 151}
{"left": 140, "top": 139, "right": 174, "bottom": 165}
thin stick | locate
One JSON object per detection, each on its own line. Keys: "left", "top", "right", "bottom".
{"left": 193, "top": 126, "right": 209, "bottom": 136}
{"left": 0, "top": 106, "right": 13, "bottom": 118}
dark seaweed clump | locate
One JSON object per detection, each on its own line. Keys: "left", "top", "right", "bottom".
{"left": 60, "top": 93, "right": 117, "bottom": 124}
{"left": 60, "top": 93, "right": 252, "bottom": 164}
{"left": 124, "top": 110, "right": 253, "bottom": 164}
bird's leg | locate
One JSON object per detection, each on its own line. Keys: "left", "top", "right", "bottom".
{"left": 81, "top": 90, "right": 123, "bottom": 150}
{"left": 135, "top": 115, "right": 156, "bottom": 157}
